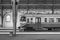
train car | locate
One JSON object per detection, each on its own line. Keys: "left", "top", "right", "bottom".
{"left": 18, "top": 9, "right": 60, "bottom": 31}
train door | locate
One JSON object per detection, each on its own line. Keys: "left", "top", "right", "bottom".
{"left": 27, "top": 18, "right": 29, "bottom": 23}
{"left": 35, "top": 17, "right": 41, "bottom": 29}
{"left": 35, "top": 17, "right": 41, "bottom": 23}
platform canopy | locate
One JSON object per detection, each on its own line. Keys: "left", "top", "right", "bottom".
{"left": 0, "top": 0, "right": 60, "bottom": 4}
{"left": 0, "top": 0, "right": 11, "bottom": 4}
{"left": 18, "top": 0, "right": 60, "bottom": 9}
{"left": 0, "top": 0, "right": 60, "bottom": 9}
{"left": 19, "top": 0, "right": 60, "bottom": 4}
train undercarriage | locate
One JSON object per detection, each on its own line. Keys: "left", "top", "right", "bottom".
{"left": 18, "top": 23, "right": 60, "bottom": 32}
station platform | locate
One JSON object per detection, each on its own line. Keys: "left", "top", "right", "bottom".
{"left": 0, "top": 27, "right": 60, "bottom": 34}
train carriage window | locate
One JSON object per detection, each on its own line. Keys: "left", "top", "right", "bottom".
{"left": 27, "top": 18, "right": 29, "bottom": 23}
{"left": 20, "top": 16, "right": 26, "bottom": 22}
{"left": 56, "top": 18, "right": 60, "bottom": 22}
{"left": 5, "top": 15, "right": 11, "bottom": 22}
{"left": 49, "top": 18, "right": 54, "bottom": 23}
{"left": 45, "top": 18, "right": 47, "bottom": 22}
{"left": 31, "top": 18, "right": 33, "bottom": 23}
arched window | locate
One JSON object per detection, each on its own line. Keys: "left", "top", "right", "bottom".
{"left": 6, "top": 15, "right": 11, "bottom": 22}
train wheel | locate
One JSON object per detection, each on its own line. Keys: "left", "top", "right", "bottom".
{"left": 48, "top": 28, "right": 52, "bottom": 31}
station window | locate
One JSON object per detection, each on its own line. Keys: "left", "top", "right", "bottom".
{"left": 49, "top": 18, "right": 54, "bottom": 23}
{"left": 45, "top": 18, "right": 47, "bottom": 22}
{"left": 20, "top": 16, "right": 26, "bottom": 22}
{"left": 56, "top": 18, "right": 60, "bottom": 22}
{"left": 6, "top": 15, "right": 11, "bottom": 22}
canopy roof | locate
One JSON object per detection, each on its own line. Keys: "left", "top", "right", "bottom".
{"left": 0, "top": 0, "right": 60, "bottom": 4}
{"left": 0, "top": 0, "right": 60, "bottom": 9}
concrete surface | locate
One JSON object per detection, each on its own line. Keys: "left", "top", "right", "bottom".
{"left": 0, "top": 34, "right": 60, "bottom": 40}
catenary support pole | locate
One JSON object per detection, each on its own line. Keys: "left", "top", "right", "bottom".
{"left": 12, "top": 0, "right": 16, "bottom": 36}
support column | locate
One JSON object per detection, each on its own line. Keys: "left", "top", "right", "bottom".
{"left": 12, "top": 0, "right": 17, "bottom": 36}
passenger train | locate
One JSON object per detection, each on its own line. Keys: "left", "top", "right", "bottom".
{"left": 19, "top": 9, "right": 60, "bottom": 31}
{"left": 0, "top": 9, "right": 60, "bottom": 31}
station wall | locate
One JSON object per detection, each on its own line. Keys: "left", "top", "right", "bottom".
{"left": 3, "top": 9, "right": 13, "bottom": 28}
